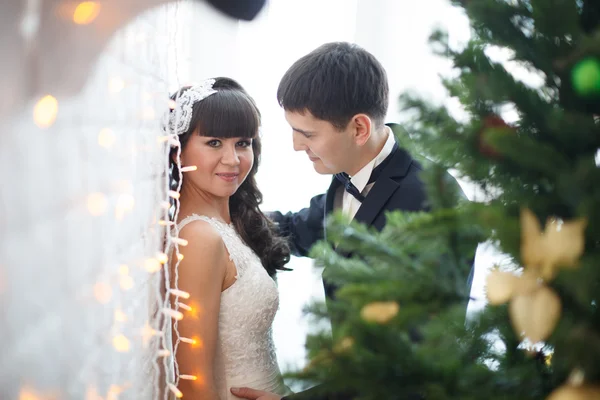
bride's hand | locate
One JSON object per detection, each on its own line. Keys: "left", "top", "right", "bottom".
{"left": 230, "top": 387, "right": 282, "bottom": 400}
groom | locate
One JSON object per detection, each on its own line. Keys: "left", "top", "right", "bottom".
{"left": 232, "top": 42, "right": 473, "bottom": 400}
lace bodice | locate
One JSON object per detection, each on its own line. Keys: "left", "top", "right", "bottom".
{"left": 173, "top": 215, "right": 289, "bottom": 399}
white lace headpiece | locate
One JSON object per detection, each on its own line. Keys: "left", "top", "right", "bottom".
{"left": 167, "top": 78, "right": 217, "bottom": 136}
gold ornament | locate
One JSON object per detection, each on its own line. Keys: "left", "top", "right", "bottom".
{"left": 521, "top": 209, "right": 587, "bottom": 279}
{"left": 486, "top": 269, "right": 519, "bottom": 305}
{"left": 361, "top": 301, "right": 400, "bottom": 324}
{"left": 304, "top": 350, "right": 333, "bottom": 372}
{"left": 486, "top": 269, "right": 561, "bottom": 343}
{"left": 485, "top": 269, "right": 540, "bottom": 302}
{"left": 521, "top": 208, "right": 545, "bottom": 267}
{"left": 546, "top": 384, "right": 600, "bottom": 400}
{"left": 509, "top": 285, "right": 561, "bottom": 343}
{"left": 333, "top": 337, "right": 354, "bottom": 353}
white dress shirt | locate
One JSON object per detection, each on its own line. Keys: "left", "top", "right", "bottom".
{"left": 334, "top": 127, "right": 396, "bottom": 221}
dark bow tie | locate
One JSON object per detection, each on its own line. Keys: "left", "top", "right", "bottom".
{"left": 334, "top": 143, "right": 398, "bottom": 203}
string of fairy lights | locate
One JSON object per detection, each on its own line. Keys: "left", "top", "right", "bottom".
{"left": 158, "top": 2, "right": 201, "bottom": 399}
{"left": 23, "top": 1, "right": 201, "bottom": 399}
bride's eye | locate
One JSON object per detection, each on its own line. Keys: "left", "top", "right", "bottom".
{"left": 237, "top": 139, "right": 252, "bottom": 148}
{"left": 206, "top": 139, "right": 221, "bottom": 147}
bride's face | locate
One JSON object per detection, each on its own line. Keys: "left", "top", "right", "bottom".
{"left": 180, "top": 133, "right": 254, "bottom": 198}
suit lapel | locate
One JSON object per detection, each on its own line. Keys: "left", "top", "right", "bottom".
{"left": 353, "top": 144, "right": 414, "bottom": 227}
{"left": 324, "top": 177, "right": 341, "bottom": 242}
{"left": 325, "top": 176, "right": 340, "bottom": 215}
{"left": 323, "top": 138, "right": 415, "bottom": 231}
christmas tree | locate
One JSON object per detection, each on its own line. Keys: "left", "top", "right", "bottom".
{"left": 291, "top": 1, "right": 600, "bottom": 399}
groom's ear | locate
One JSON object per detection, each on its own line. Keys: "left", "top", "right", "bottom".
{"left": 351, "top": 114, "right": 372, "bottom": 147}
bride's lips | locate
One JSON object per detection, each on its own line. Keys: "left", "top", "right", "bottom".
{"left": 216, "top": 173, "right": 239, "bottom": 182}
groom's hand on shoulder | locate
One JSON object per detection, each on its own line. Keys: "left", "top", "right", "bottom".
{"left": 230, "top": 387, "right": 282, "bottom": 400}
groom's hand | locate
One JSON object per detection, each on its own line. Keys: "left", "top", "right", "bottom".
{"left": 231, "top": 387, "right": 282, "bottom": 400}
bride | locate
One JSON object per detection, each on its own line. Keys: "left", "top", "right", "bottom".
{"left": 164, "top": 77, "right": 291, "bottom": 399}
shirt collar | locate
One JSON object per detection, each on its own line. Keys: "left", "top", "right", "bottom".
{"left": 350, "top": 126, "right": 396, "bottom": 192}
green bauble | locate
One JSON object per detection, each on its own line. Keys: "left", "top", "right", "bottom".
{"left": 571, "top": 57, "right": 600, "bottom": 96}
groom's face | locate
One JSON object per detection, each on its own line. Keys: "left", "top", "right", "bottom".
{"left": 285, "top": 110, "right": 356, "bottom": 175}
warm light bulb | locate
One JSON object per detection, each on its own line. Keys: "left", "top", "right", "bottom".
{"left": 156, "top": 252, "right": 169, "bottom": 264}
{"left": 167, "top": 383, "right": 183, "bottom": 398}
{"left": 93, "top": 282, "right": 112, "bottom": 304}
{"left": 180, "top": 166, "right": 197, "bottom": 172}
{"left": 118, "top": 265, "right": 129, "bottom": 275}
{"left": 85, "top": 386, "right": 102, "bottom": 400}
{"left": 186, "top": 302, "right": 201, "bottom": 319}
{"left": 181, "top": 336, "right": 203, "bottom": 349}
{"left": 180, "top": 337, "right": 195, "bottom": 345}
{"left": 170, "top": 289, "right": 190, "bottom": 299}
{"left": 144, "top": 258, "right": 161, "bottom": 273}
{"left": 106, "top": 385, "right": 124, "bottom": 400}
{"left": 115, "top": 194, "right": 135, "bottom": 220}
{"left": 87, "top": 192, "right": 108, "bottom": 216}
{"left": 113, "top": 334, "right": 130, "bottom": 352}
{"left": 177, "top": 253, "right": 184, "bottom": 261}
{"left": 192, "top": 336, "right": 203, "bottom": 349}
{"left": 168, "top": 190, "right": 180, "bottom": 200}
{"left": 114, "top": 309, "right": 127, "bottom": 322}
{"left": 159, "top": 220, "right": 174, "bottom": 227}
{"left": 98, "top": 128, "right": 116, "bottom": 148}
{"left": 179, "top": 375, "right": 197, "bottom": 381}
{"left": 168, "top": 99, "right": 177, "bottom": 110}
{"left": 178, "top": 303, "right": 192, "bottom": 311}
{"left": 19, "top": 387, "right": 41, "bottom": 400}
{"left": 108, "top": 77, "right": 125, "bottom": 93}
{"left": 119, "top": 275, "right": 134, "bottom": 291}
{"left": 157, "top": 349, "right": 170, "bottom": 357}
{"left": 141, "top": 321, "right": 162, "bottom": 348}
{"left": 172, "top": 237, "right": 188, "bottom": 246}
{"left": 73, "top": 2, "right": 101, "bottom": 25}
{"left": 162, "top": 308, "right": 183, "bottom": 321}
{"left": 33, "top": 95, "right": 58, "bottom": 128}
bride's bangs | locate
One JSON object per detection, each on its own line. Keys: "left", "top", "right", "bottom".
{"left": 194, "top": 90, "right": 259, "bottom": 139}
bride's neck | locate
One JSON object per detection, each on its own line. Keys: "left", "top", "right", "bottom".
{"left": 177, "top": 183, "right": 231, "bottom": 224}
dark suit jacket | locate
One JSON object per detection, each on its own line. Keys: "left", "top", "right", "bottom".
{"left": 271, "top": 141, "right": 436, "bottom": 299}
{"left": 271, "top": 131, "right": 474, "bottom": 400}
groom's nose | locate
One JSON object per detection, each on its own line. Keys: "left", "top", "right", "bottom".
{"left": 292, "top": 131, "right": 306, "bottom": 152}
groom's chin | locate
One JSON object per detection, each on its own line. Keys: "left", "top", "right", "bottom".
{"left": 312, "top": 162, "right": 333, "bottom": 175}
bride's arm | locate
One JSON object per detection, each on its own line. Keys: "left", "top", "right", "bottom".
{"left": 169, "top": 222, "right": 227, "bottom": 399}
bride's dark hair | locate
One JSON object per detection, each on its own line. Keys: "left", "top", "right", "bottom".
{"left": 168, "top": 77, "right": 290, "bottom": 276}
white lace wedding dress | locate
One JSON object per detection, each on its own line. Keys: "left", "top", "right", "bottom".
{"left": 168, "top": 215, "right": 290, "bottom": 400}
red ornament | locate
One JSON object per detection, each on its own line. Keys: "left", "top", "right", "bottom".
{"left": 478, "top": 115, "right": 515, "bottom": 159}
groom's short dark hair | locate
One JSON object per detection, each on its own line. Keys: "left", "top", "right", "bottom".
{"left": 277, "top": 42, "right": 389, "bottom": 130}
